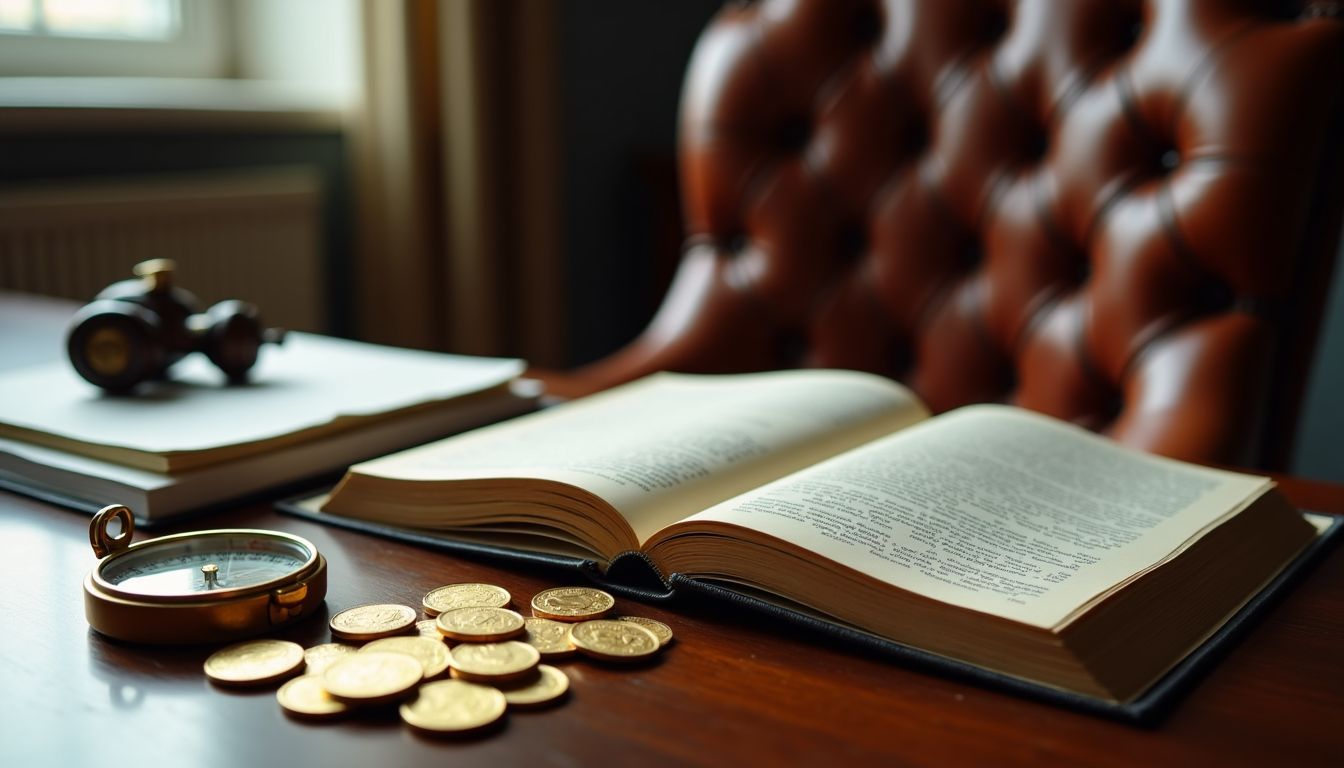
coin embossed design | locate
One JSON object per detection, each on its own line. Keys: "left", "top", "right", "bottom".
{"left": 329, "top": 603, "right": 417, "bottom": 642}
{"left": 569, "top": 620, "right": 660, "bottom": 662}
{"left": 500, "top": 665, "right": 570, "bottom": 709}
{"left": 422, "top": 583, "right": 511, "bottom": 617}
{"left": 322, "top": 651, "right": 423, "bottom": 706}
{"left": 530, "top": 586, "right": 615, "bottom": 622}
{"left": 435, "top": 606, "right": 526, "bottom": 642}
{"left": 448, "top": 640, "right": 540, "bottom": 683}
{"left": 303, "top": 642, "right": 360, "bottom": 675}
{"left": 522, "top": 616, "right": 576, "bottom": 658}
{"left": 616, "top": 616, "right": 674, "bottom": 647}
{"left": 361, "top": 635, "right": 452, "bottom": 680}
{"left": 277, "top": 674, "right": 348, "bottom": 720}
{"left": 400, "top": 679, "right": 506, "bottom": 735}
{"left": 204, "top": 639, "right": 306, "bottom": 687}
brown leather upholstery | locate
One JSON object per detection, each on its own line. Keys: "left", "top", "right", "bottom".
{"left": 539, "top": 0, "right": 1344, "bottom": 468}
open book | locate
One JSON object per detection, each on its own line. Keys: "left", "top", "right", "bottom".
{"left": 300, "top": 370, "right": 1327, "bottom": 710}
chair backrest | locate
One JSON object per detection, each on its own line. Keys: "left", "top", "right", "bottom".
{"left": 567, "top": 0, "right": 1344, "bottom": 468}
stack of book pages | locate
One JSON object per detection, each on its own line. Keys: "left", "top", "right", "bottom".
{"left": 0, "top": 326, "right": 531, "bottom": 524}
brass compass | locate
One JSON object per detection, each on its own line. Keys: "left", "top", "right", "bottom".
{"left": 84, "top": 505, "right": 327, "bottom": 644}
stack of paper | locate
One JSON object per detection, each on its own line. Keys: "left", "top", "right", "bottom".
{"left": 0, "top": 331, "right": 532, "bottom": 524}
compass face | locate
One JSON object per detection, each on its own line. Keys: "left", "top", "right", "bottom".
{"left": 97, "top": 533, "right": 314, "bottom": 598}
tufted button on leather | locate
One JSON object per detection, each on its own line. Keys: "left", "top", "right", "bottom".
{"left": 1158, "top": 148, "right": 1180, "bottom": 173}
{"left": 838, "top": 223, "right": 868, "bottom": 264}
{"left": 1194, "top": 279, "right": 1236, "bottom": 317}
{"left": 1100, "top": 390, "right": 1124, "bottom": 424}
{"left": 723, "top": 233, "right": 750, "bottom": 254}
{"left": 999, "top": 366, "right": 1019, "bottom": 402}
{"left": 776, "top": 329, "right": 809, "bottom": 368}
{"left": 1076, "top": 390, "right": 1124, "bottom": 433}
{"left": 852, "top": 2, "right": 883, "bottom": 46}
{"left": 1125, "top": 19, "right": 1144, "bottom": 48}
{"left": 979, "top": 5, "right": 1010, "bottom": 45}
{"left": 1073, "top": 257, "right": 1092, "bottom": 287}
{"left": 1024, "top": 131, "right": 1050, "bottom": 164}
{"left": 777, "top": 115, "right": 812, "bottom": 154}
{"left": 961, "top": 240, "right": 985, "bottom": 270}
{"left": 903, "top": 118, "right": 929, "bottom": 156}
{"left": 887, "top": 338, "right": 915, "bottom": 380}
{"left": 1235, "top": 294, "right": 1280, "bottom": 318}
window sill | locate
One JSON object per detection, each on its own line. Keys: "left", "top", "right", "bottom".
{"left": 0, "top": 77, "right": 352, "bottom": 133}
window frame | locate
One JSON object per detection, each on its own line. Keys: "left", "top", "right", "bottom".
{"left": 0, "top": 0, "right": 230, "bottom": 78}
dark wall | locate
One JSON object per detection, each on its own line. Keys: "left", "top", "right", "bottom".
{"left": 558, "top": 0, "right": 723, "bottom": 366}
{"left": 1293, "top": 234, "right": 1344, "bottom": 482}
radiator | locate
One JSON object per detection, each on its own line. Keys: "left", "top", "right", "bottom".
{"left": 0, "top": 168, "right": 325, "bottom": 333}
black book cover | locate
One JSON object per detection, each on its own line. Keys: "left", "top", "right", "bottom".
{"left": 277, "top": 493, "right": 1343, "bottom": 725}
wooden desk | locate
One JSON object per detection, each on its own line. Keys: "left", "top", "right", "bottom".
{"left": 2, "top": 476, "right": 1341, "bottom": 766}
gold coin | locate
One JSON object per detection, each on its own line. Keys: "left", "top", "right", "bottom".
{"left": 322, "top": 651, "right": 423, "bottom": 706}
{"left": 522, "top": 616, "right": 576, "bottom": 659}
{"left": 361, "top": 635, "right": 452, "bottom": 680}
{"left": 447, "top": 640, "right": 540, "bottom": 683}
{"left": 416, "top": 619, "right": 449, "bottom": 642}
{"left": 422, "top": 583, "right": 511, "bottom": 617}
{"left": 303, "top": 642, "right": 360, "bottom": 675}
{"left": 616, "top": 615, "right": 674, "bottom": 647}
{"left": 276, "top": 674, "right": 348, "bottom": 720}
{"left": 530, "top": 586, "right": 615, "bottom": 622}
{"left": 204, "top": 639, "right": 305, "bottom": 687}
{"left": 329, "top": 603, "right": 417, "bottom": 642}
{"left": 569, "top": 619, "right": 660, "bottom": 662}
{"left": 500, "top": 665, "right": 569, "bottom": 709}
{"left": 435, "top": 606, "right": 526, "bottom": 642}
{"left": 400, "top": 679, "right": 506, "bottom": 736}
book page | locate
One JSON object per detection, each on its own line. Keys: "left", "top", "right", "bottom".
{"left": 342, "top": 370, "right": 929, "bottom": 544}
{"left": 678, "top": 405, "right": 1271, "bottom": 628}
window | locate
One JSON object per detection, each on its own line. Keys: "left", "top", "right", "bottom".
{"left": 0, "top": 0, "right": 227, "bottom": 78}
{"left": 0, "top": 0, "right": 178, "bottom": 40}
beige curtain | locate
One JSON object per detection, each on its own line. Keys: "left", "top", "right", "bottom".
{"left": 349, "top": 0, "right": 564, "bottom": 364}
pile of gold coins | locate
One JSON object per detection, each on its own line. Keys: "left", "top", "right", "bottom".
{"left": 201, "top": 583, "right": 673, "bottom": 736}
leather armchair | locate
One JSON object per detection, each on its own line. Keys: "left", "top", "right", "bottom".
{"left": 538, "top": 0, "right": 1344, "bottom": 468}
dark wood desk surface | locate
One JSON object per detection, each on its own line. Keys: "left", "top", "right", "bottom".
{"left": 3, "top": 291, "right": 1341, "bottom": 764}
{"left": 2, "top": 475, "right": 1342, "bottom": 767}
